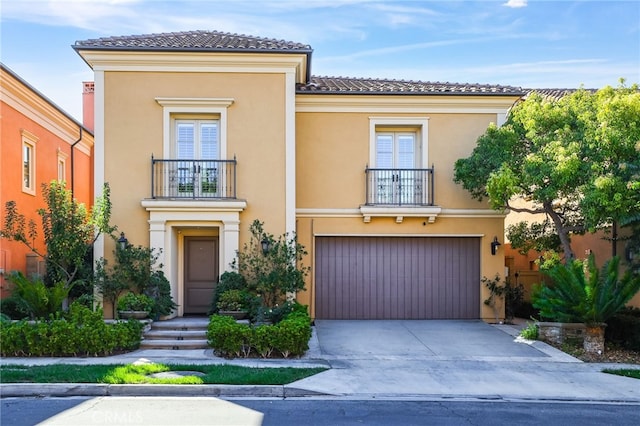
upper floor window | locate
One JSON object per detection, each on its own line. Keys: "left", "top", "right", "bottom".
{"left": 57, "top": 151, "right": 68, "bottom": 183}
{"left": 21, "top": 130, "right": 38, "bottom": 195}
{"left": 156, "top": 97, "right": 233, "bottom": 161}
{"left": 367, "top": 118, "right": 430, "bottom": 206}
{"left": 369, "top": 117, "right": 429, "bottom": 169}
{"left": 375, "top": 131, "right": 419, "bottom": 169}
{"left": 174, "top": 119, "right": 219, "bottom": 160}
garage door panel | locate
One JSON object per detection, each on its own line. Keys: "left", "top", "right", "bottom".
{"left": 315, "top": 236, "right": 480, "bottom": 320}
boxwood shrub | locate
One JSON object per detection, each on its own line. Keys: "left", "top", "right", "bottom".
{"left": 0, "top": 303, "right": 143, "bottom": 357}
{"left": 207, "top": 309, "right": 312, "bottom": 359}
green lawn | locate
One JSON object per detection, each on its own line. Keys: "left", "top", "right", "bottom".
{"left": 0, "top": 364, "right": 328, "bottom": 385}
{"left": 602, "top": 369, "right": 640, "bottom": 380}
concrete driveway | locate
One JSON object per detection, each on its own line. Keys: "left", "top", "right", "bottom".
{"left": 313, "top": 319, "right": 549, "bottom": 360}
{"left": 295, "top": 320, "right": 640, "bottom": 401}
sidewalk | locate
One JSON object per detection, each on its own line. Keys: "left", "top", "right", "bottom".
{"left": 2, "top": 322, "right": 640, "bottom": 402}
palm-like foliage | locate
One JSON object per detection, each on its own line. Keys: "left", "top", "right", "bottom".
{"left": 533, "top": 254, "right": 640, "bottom": 325}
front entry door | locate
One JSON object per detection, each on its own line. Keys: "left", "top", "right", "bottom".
{"left": 184, "top": 237, "right": 219, "bottom": 314}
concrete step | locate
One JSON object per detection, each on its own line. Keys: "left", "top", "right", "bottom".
{"left": 139, "top": 339, "right": 209, "bottom": 350}
{"left": 140, "top": 317, "right": 210, "bottom": 350}
{"left": 150, "top": 318, "right": 209, "bottom": 331}
{"left": 144, "top": 330, "right": 207, "bottom": 340}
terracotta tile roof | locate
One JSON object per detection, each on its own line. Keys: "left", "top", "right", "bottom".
{"left": 74, "top": 30, "right": 525, "bottom": 96}
{"left": 297, "top": 76, "right": 524, "bottom": 96}
{"left": 524, "top": 88, "right": 598, "bottom": 100}
{"left": 73, "top": 30, "right": 312, "bottom": 53}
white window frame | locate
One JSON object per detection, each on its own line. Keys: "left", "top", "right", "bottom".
{"left": 21, "top": 130, "right": 39, "bottom": 195}
{"left": 172, "top": 118, "right": 220, "bottom": 160}
{"left": 156, "top": 98, "right": 234, "bottom": 161}
{"left": 57, "top": 150, "right": 68, "bottom": 183}
{"left": 369, "top": 117, "right": 429, "bottom": 168}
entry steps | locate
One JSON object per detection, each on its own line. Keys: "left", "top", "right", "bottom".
{"left": 140, "top": 317, "right": 209, "bottom": 350}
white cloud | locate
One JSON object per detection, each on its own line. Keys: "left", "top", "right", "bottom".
{"left": 503, "top": 0, "right": 528, "bottom": 8}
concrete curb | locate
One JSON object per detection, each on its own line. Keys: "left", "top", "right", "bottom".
{"left": 0, "top": 383, "right": 330, "bottom": 398}
{"left": 4, "top": 384, "right": 639, "bottom": 403}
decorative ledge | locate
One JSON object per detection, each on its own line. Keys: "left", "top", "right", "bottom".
{"left": 359, "top": 206, "right": 442, "bottom": 224}
{"left": 141, "top": 199, "right": 247, "bottom": 213}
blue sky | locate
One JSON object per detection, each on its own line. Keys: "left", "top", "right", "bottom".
{"left": 2, "top": 0, "right": 639, "bottom": 122}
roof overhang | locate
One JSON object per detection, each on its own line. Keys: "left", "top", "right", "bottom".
{"left": 73, "top": 49, "right": 311, "bottom": 84}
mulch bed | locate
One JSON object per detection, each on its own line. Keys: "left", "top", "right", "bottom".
{"left": 549, "top": 342, "right": 640, "bottom": 364}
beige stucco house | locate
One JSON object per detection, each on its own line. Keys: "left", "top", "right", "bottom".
{"left": 73, "top": 30, "right": 524, "bottom": 320}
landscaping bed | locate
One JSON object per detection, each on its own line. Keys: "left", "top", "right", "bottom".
{"left": 551, "top": 342, "right": 640, "bottom": 364}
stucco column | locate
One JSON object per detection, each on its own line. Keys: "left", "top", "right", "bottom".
{"left": 148, "top": 219, "right": 167, "bottom": 265}
{"left": 222, "top": 219, "right": 241, "bottom": 272}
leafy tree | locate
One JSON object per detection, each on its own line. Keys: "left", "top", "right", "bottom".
{"left": 234, "top": 220, "right": 310, "bottom": 308}
{"left": 1, "top": 181, "right": 115, "bottom": 291}
{"left": 94, "top": 243, "right": 176, "bottom": 319}
{"left": 454, "top": 83, "right": 640, "bottom": 262}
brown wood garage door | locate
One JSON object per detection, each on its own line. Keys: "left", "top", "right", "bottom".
{"left": 315, "top": 236, "right": 480, "bottom": 319}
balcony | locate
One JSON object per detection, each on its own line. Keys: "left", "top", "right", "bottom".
{"left": 151, "top": 157, "right": 237, "bottom": 199}
{"left": 361, "top": 166, "right": 438, "bottom": 223}
{"left": 365, "top": 167, "right": 434, "bottom": 206}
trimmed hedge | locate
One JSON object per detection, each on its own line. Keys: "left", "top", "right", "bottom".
{"left": 0, "top": 303, "right": 143, "bottom": 357}
{"left": 207, "top": 310, "right": 312, "bottom": 359}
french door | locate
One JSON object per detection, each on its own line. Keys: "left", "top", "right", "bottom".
{"left": 375, "top": 131, "right": 421, "bottom": 204}
{"left": 175, "top": 120, "right": 219, "bottom": 196}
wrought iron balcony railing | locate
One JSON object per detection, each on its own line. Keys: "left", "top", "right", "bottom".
{"left": 365, "top": 166, "right": 434, "bottom": 206}
{"left": 151, "top": 157, "right": 237, "bottom": 199}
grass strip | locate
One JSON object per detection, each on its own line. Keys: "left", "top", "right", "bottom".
{"left": 0, "top": 364, "right": 327, "bottom": 385}
{"left": 602, "top": 369, "right": 640, "bottom": 380}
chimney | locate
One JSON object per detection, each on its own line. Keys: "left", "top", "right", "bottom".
{"left": 82, "top": 81, "right": 95, "bottom": 132}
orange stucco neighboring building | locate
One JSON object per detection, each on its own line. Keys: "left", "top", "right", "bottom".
{"left": 0, "top": 63, "right": 94, "bottom": 297}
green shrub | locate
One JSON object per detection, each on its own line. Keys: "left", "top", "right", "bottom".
{"left": 208, "top": 271, "right": 248, "bottom": 315}
{"left": 532, "top": 255, "right": 640, "bottom": 324}
{"left": 252, "top": 325, "right": 276, "bottom": 358}
{"left": 117, "top": 292, "right": 154, "bottom": 312}
{"left": 519, "top": 322, "right": 539, "bottom": 340}
{"left": 273, "top": 312, "right": 312, "bottom": 358}
{"left": 216, "top": 289, "right": 248, "bottom": 311}
{"left": 207, "top": 308, "right": 312, "bottom": 359}
{"left": 206, "top": 315, "right": 251, "bottom": 358}
{"left": 0, "top": 296, "right": 28, "bottom": 320}
{"left": 0, "top": 303, "right": 143, "bottom": 357}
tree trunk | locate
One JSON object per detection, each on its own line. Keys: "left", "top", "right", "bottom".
{"left": 544, "top": 202, "right": 575, "bottom": 262}
{"left": 583, "top": 323, "right": 607, "bottom": 355}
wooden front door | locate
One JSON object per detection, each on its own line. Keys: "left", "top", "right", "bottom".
{"left": 184, "top": 237, "right": 219, "bottom": 314}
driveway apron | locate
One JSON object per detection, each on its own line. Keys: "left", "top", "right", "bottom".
{"left": 313, "top": 320, "right": 547, "bottom": 359}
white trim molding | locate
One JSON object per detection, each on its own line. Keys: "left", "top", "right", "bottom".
{"left": 369, "top": 116, "right": 429, "bottom": 168}
{"left": 141, "top": 199, "right": 247, "bottom": 318}
{"left": 155, "top": 97, "right": 234, "bottom": 160}
{"left": 359, "top": 206, "right": 442, "bottom": 224}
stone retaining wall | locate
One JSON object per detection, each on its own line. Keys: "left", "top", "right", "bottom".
{"left": 537, "top": 322, "right": 585, "bottom": 345}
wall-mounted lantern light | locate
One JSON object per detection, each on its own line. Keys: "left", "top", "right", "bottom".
{"left": 261, "top": 237, "right": 271, "bottom": 255}
{"left": 117, "top": 232, "right": 128, "bottom": 251}
{"left": 490, "top": 236, "right": 501, "bottom": 255}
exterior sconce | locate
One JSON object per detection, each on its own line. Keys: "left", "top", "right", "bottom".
{"left": 261, "top": 238, "right": 271, "bottom": 255}
{"left": 117, "top": 232, "right": 128, "bottom": 250}
{"left": 490, "top": 236, "right": 501, "bottom": 255}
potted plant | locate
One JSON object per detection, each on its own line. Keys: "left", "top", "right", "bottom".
{"left": 117, "top": 292, "right": 154, "bottom": 319}
{"left": 217, "top": 289, "right": 248, "bottom": 320}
